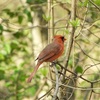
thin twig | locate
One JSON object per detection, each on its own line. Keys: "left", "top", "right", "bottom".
{"left": 47, "top": 78, "right": 100, "bottom": 91}
{"left": 38, "top": 87, "right": 53, "bottom": 100}
{"left": 89, "top": 83, "right": 93, "bottom": 100}
{"left": 89, "top": 0, "right": 100, "bottom": 11}
{"left": 52, "top": 65, "right": 59, "bottom": 100}
{"left": 82, "top": 63, "right": 100, "bottom": 75}
{"left": 57, "top": 62, "right": 92, "bottom": 83}
{"left": 76, "top": 42, "right": 100, "bottom": 62}
{"left": 33, "top": 78, "right": 46, "bottom": 100}
{"left": 63, "top": 0, "right": 76, "bottom": 82}
{"left": 75, "top": 3, "right": 89, "bottom": 38}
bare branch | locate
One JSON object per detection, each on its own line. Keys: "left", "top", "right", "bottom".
{"left": 52, "top": 64, "right": 59, "bottom": 100}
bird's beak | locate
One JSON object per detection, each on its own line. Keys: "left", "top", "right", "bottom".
{"left": 64, "top": 38, "right": 66, "bottom": 41}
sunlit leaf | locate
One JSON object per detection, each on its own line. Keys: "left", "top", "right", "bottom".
{"left": 64, "top": 29, "right": 69, "bottom": 34}
{"left": 69, "top": 18, "right": 80, "bottom": 28}
{"left": 40, "top": 68, "right": 48, "bottom": 76}
{"left": 93, "top": 0, "right": 100, "bottom": 6}
{"left": 5, "top": 82, "right": 12, "bottom": 87}
{"left": 4, "top": 43, "right": 11, "bottom": 54}
{"left": 0, "top": 53, "right": 5, "bottom": 60}
{"left": 0, "top": 50, "right": 7, "bottom": 56}
{"left": 26, "top": 84, "right": 38, "bottom": 95}
{"left": 42, "top": 14, "right": 51, "bottom": 22}
{"left": 79, "top": 0, "right": 88, "bottom": 7}
{"left": 68, "top": 59, "right": 73, "bottom": 67}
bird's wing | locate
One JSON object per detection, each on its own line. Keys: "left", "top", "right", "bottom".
{"left": 37, "top": 43, "right": 61, "bottom": 62}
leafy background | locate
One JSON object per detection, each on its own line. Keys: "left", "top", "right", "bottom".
{"left": 0, "top": 0, "right": 100, "bottom": 100}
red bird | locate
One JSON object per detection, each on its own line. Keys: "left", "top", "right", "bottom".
{"left": 27, "top": 35, "right": 66, "bottom": 82}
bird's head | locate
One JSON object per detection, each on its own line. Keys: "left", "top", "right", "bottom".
{"left": 53, "top": 35, "right": 66, "bottom": 42}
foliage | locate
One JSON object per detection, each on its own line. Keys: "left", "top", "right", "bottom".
{"left": 0, "top": 0, "right": 100, "bottom": 100}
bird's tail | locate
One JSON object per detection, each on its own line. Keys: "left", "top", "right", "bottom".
{"left": 27, "top": 62, "right": 42, "bottom": 83}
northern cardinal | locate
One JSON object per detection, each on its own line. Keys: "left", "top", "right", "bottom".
{"left": 27, "top": 35, "right": 66, "bottom": 82}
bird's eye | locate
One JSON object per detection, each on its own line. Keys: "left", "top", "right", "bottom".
{"left": 61, "top": 36, "right": 66, "bottom": 42}
{"left": 62, "top": 36, "right": 64, "bottom": 41}
{"left": 62, "top": 36, "right": 64, "bottom": 39}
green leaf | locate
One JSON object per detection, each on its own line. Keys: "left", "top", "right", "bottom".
{"left": 9, "top": 12, "right": 15, "bottom": 18}
{"left": 64, "top": 29, "right": 69, "bottom": 34}
{"left": 2, "top": 9, "right": 10, "bottom": 14}
{"left": 69, "top": 18, "right": 80, "bottom": 28}
{"left": 3, "top": 9, "right": 9, "bottom": 12}
{"left": 14, "top": 69, "right": 20, "bottom": 74}
{"left": 93, "top": 0, "right": 100, "bottom": 6}
{"left": 13, "top": 31, "right": 22, "bottom": 38}
{"left": 40, "top": 68, "right": 48, "bottom": 76}
{"left": 75, "top": 66, "right": 83, "bottom": 73}
{"left": 26, "top": 84, "right": 38, "bottom": 95}
{"left": 26, "top": 0, "right": 33, "bottom": 3}
{"left": 5, "top": 82, "right": 12, "bottom": 87}
{"left": 68, "top": 59, "right": 73, "bottom": 67}
{"left": 42, "top": 14, "right": 51, "bottom": 22}
{"left": 23, "top": 9, "right": 32, "bottom": 22}
{"left": 3, "top": 9, "right": 15, "bottom": 18}
{"left": 17, "top": 84, "right": 24, "bottom": 90}
{"left": 0, "top": 24, "right": 3, "bottom": 34}
{"left": 18, "top": 71, "right": 26, "bottom": 82}
{"left": 26, "top": 0, "right": 47, "bottom": 4}
{"left": 0, "top": 70, "right": 5, "bottom": 80}
{"left": 18, "top": 15, "right": 23, "bottom": 24}
{"left": 11, "top": 40, "right": 19, "bottom": 50}
{"left": 0, "top": 53, "right": 5, "bottom": 60}
{"left": 4, "top": 43, "right": 11, "bottom": 54}
{"left": 0, "top": 50, "right": 7, "bottom": 56}
{"left": 79, "top": 0, "right": 88, "bottom": 7}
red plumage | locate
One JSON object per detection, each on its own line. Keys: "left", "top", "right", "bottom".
{"left": 27, "top": 35, "right": 66, "bottom": 82}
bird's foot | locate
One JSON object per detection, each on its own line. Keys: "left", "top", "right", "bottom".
{"left": 50, "top": 61, "right": 57, "bottom": 67}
